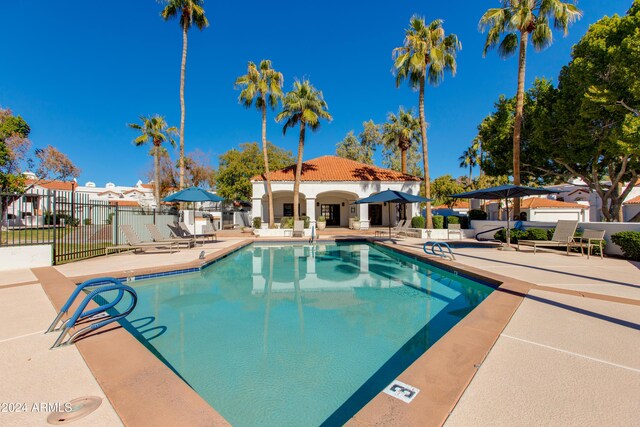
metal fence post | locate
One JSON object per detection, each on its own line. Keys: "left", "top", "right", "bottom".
{"left": 114, "top": 203, "right": 119, "bottom": 246}
{"left": 52, "top": 190, "right": 57, "bottom": 264}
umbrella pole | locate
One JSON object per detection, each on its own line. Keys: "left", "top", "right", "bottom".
{"left": 500, "top": 196, "right": 516, "bottom": 251}
{"left": 388, "top": 202, "right": 391, "bottom": 238}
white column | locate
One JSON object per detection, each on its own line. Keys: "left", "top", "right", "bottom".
{"left": 252, "top": 198, "right": 263, "bottom": 223}
{"left": 358, "top": 203, "right": 369, "bottom": 229}
{"left": 306, "top": 198, "right": 316, "bottom": 227}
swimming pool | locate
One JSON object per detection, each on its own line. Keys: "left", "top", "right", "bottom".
{"left": 120, "top": 242, "right": 493, "bottom": 426}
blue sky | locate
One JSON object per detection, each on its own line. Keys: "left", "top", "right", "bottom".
{"left": 0, "top": 0, "right": 633, "bottom": 186}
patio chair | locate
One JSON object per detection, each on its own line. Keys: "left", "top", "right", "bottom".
{"left": 106, "top": 224, "right": 178, "bottom": 255}
{"left": 393, "top": 220, "right": 411, "bottom": 239}
{"left": 145, "top": 223, "right": 195, "bottom": 248}
{"left": 517, "top": 220, "right": 578, "bottom": 255}
{"left": 178, "top": 222, "right": 217, "bottom": 243}
{"left": 292, "top": 220, "right": 305, "bottom": 238}
{"left": 568, "top": 229, "right": 605, "bottom": 259}
{"left": 448, "top": 224, "right": 462, "bottom": 240}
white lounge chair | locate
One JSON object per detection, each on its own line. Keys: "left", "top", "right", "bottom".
{"left": 107, "top": 224, "right": 178, "bottom": 255}
{"left": 448, "top": 224, "right": 462, "bottom": 239}
{"left": 146, "top": 223, "right": 195, "bottom": 248}
{"left": 292, "top": 220, "right": 305, "bottom": 238}
{"left": 517, "top": 220, "right": 578, "bottom": 255}
{"left": 177, "top": 222, "right": 217, "bottom": 243}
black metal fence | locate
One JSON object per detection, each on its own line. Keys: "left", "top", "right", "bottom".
{"left": 1, "top": 189, "right": 177, "bottom": 265}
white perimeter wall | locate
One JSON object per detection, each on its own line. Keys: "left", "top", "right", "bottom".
{"left": 471, "top": 220, "right": 640, "bottom": 256}
{"left": 0, "top": 245, "right": 52, "bottom": 271}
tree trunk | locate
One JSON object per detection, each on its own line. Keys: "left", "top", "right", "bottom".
{"left": 154, "top": 144, "right": 160, "bottom": 208}
{"left": 400, "top": 148, "right": 407, "bottom": 174}
{"left": 262, "top": 104, "right": 275, "bottom": 229}
{"left": 293, "top": 122, "right": 306, "bottom": 221}
{"left": 419, "top": 77, "right": 432, "bottom": 229}
{"left": 179, "top": 23, "right": 188, "bottom": 190}
{"left": 512, "top": 31, "right": 528, "bottom": 217}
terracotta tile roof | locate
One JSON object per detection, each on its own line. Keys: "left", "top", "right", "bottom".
{"left": 108, "top": 200, "right": 140, "bottom": 207}
{"left": 521, "top": 198, "right": 586, "bottom": 209}
{"left": 624, "top": 195, "right": 640, "bottom": 205}
{"left": 434, "top": 200, "right": 469, "bottom": 209}
{"left": 25, "top": 179, "right": 76, "bottom": 191}
{"left": 140, "top": 183, "right": 154, "bottom": 189}
{"left": 251, "top": 156, "right": 421, "bottom": 182}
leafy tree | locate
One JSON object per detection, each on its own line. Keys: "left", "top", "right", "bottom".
{"left": 216, "top": 142, "right": 294, "bottom": 201}
{"left": 381, "top": 107, "right": 421, "bottom": 175}
{"left": 480, "top": 0, "right": 581, "bottom": 215}
{"left": 33, "top": 146, "right": 81, "bottom": 184}
{"left": 235, "top": 59, "right": 284, "bottom": 229}
{"left": 128, "top": 115, "right": 177, "bottom": 206}
{"left": 160, "top": 0, "right": 209, "bottom": 190}
{"left": 480, "top": 2, "right": 640, "bottom": 221}
{"left": 431, "top": 174, "right": 465, "bottom": 208}
{"left": 0, "top": 108, "right": 30, "bottom": 193}
{"left": 393, "top": 16, "right": 461, "bottom": 228}
{"left": 276, "top": 79, "right": 332, "bottom": 220}
{"left": 184, "top": 149, "right": 216, "bottom": 189}
{"left": 336, "top": 121, "right": 378, "bottom": 164}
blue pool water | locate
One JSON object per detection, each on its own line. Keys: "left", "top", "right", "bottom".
{"left": 119, "top": 242, "right": 493, "bottom": 426}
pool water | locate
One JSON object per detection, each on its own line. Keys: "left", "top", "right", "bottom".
{"left": 120, "top": 242, "right": 492, "bottom": 426}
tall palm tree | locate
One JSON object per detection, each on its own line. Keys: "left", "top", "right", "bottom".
{"left": 459, "top": 146, "right": 479, "bottom": 184}
{"left": 381, "top": 107, "right": 421, "bottom": 174}
{"left": 480, "top": 0, "right": 581, "bottom": 215}
{"left": 235, "top": 60, "right": 284, "bottom": 229}
{"left": 160, "top": 0, "right": 209, "bottom": 190}
{"left": 128, "top": 115, "right": 177, "bottom": 207}
{"left": 393, "top": 16, "right": 461, "bottom": 229}
{"left": 276, "top": 80, "right": 332, "bottom": 221}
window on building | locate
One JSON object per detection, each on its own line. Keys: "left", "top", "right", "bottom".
{"left": 283, "top": 203, "right": 293, "bottom": 217}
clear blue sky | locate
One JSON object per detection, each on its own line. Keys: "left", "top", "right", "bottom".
{"left": 0, "top": 0, "right": 632, "bottom": 186}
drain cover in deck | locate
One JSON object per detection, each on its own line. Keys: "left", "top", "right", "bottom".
{"left": 47, "top": 396, "right": 102, "bottom": 425}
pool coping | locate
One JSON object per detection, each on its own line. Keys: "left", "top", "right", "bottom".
{"left": 32, "top": 237, "right": 589, "bottom": 426}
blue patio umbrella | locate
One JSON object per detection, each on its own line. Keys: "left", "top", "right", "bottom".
{"left": 163, "top": 187, "right": 223, "bottom": 203}
{"left": 449, "top": 184, "right": 560, "bottom": 249}
{"left": 163, "top": 187, "right": 223, "bottom": 227}
{"left": 354, "top": 189, "right": 432, "bottom": 237}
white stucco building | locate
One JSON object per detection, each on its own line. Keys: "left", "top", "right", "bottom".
{"left": 250, "top": 156, "right": 422, "bottom": 229}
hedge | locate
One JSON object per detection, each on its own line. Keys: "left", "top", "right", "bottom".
{"left": 432, "top": 215, "right": 444, "bottom": 229}
{"left": 494, "top": 228, "right": 528, "bottom": 243}
{"left": 447, "top": 216, "right": 460, "bottom": 225}
{"left": 611, "top": 231, "right": 640, "bottom": 260}
{"left": 525, "top": 228, "right": 548, "bottom": 241}
{"left": 411, "top": 216, "right": 425, "bottom": 229}
{"left": 252, "top": 217, "right": 261, "bottom": 229}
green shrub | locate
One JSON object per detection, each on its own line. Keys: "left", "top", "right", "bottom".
{"left": 611, "top": 231, "right": 640, "bottom": 260}
{"left": 317, "top": 216, "right": 326, "bottom": 222}
{"left": 525, "top": 228, "right": 548, "bottom": 241}
{"left": 106, "top": 213, "right": 115, "bottom": 225}
{"left": 494, "top": 228, "right": 528, "bottom": 243}
{"left": 468, "top": 209, "right": 487, "bottom": 221}
{"left": 281, "top": 217, "right": 293, "bottom": 229}
{"left": 252, "top": 217, "right": 261, "bottom": 229}
{"left": 68, "top": 217, "right": 80, "bottom": 227}
{"left": 447, "top": 216, "right": 460, "bottom": 225}
{"left": 411, "top": 216, "right": 425, "bottom": 229}
{"left": 547, "top": 228, "right": 555, "bottom": 240}
{"left": 433, "top": 215, "right": 444, "bottom": 229}
{"left": 83, "top": 218, "right": 92, "bottom": 226}
{"left": 302, "top": 216, "right": 310, "bottom": 228}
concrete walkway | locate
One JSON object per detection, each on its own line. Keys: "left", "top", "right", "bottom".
{"left": 386, "top": 240, "right": 640, "bottom": 426}
{"left": 0, "top": 278, "right": 122, "bottom": 426}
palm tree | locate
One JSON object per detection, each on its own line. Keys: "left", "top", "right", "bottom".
{"left": 393, "top": 16, "right": 461, "bottom": 229}
{"left": 480, "top": 0, "right": 581, "bottom": 215}
{"left": 235, "top": 60, "right": 284, "bottom": 229}
{"left": 381, "top": 107, "right": 421, "bottom": 174}
{"left": 128, "top": 115, "right": 178, "bottom": 207}
{"left": 459, "top": 144, "right": 479, "bottom": 183}
{"left": 160, "top": 0, "right": 209, "bottom": 190}
{"left": 276, "top": 80, "right": 332, "bottom": 221}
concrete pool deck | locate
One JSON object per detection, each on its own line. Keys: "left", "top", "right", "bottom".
{"left": 1, "top": 236, "right": 638, "bottom": 426}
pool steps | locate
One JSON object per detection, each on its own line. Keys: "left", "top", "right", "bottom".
{"left": 46, "top": 277, "right": 138, "bottom": 349}
{"left": 423, "top": 241, "right": 456, "bottom": 261}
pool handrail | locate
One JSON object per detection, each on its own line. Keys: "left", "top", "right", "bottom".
{"left": 46, "top": 277, "right": 124, "bottom": 334}
{"left": 475, "top": 226, "right": 504, "bottom": 242}
{"left": 423, "top": 241, "right": 456, "bottom": 260}
{"left": 50, "top": 283, "right": 137, "bottom": 349}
